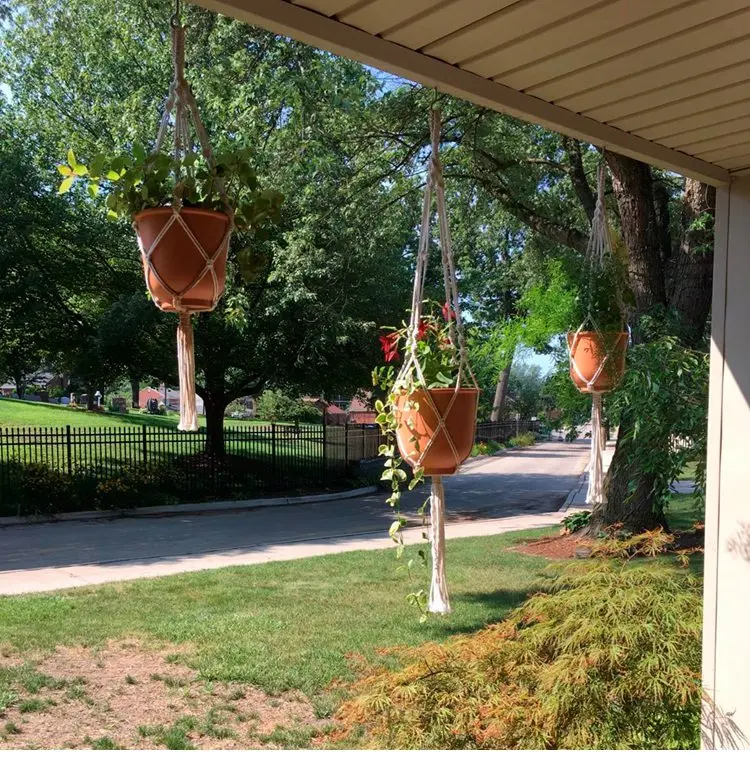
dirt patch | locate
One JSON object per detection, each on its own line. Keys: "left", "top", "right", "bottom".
{"left": 511, "top": 532, "right": 592, "bottom": 560}
{"left": 0, "top": 640, "right": 330, "bottom": 749}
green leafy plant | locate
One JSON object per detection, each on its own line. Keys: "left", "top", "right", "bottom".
{"left": 561, "top": 509, "right": 591, "bottom": 534}
{"left": 607, "top": 335, "right": 708, "bottom": 514}
{"left": 57, "top": 146, "right": 283, "bottom": 252}
{"left": 507, "top": 431, "right": 535, "bottom": 448}
{"left": 333, "top": 557, "right": 702, "bottom": 749}
{"left": 371, "top": 301, "right": 466, "bottom": 556}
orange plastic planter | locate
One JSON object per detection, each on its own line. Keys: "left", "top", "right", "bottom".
{"left": 567, "top": 331, "right": 628, "bottom": 393}
{"left": 133, "top": 208, "right": 230, "bottom": 313}
{"left": 395, "top": 388, "right": 479, "bottom": 476}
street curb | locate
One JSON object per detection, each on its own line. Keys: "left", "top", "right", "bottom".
{"left": 0, "top": 486, "right": 379, "bottom": 527}
{"left": 560, "top": 469, "right": 588, "bottom": 512}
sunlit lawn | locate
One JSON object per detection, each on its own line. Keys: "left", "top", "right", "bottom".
{"left": 0, "top": 496, "right": 703, "bottom": 697}
{"left": 0, "top": 397, "right": 269, "bottom": 429}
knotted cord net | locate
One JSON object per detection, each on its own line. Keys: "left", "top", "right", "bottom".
{"left": 567, "top": 159, "right": 622, "bottom": 506}
{"left": 133, "top": 8, "right": 234, "bottom": 431}
{"left": 395, "top": 108, "right": 478, "bottom": 614}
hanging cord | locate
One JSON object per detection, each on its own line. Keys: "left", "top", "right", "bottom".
{"left": 396, "top": 108, "right": 478, "bottom": 471}
{"left": 394, "top": 108, "right": 478, "bottom": 615}
{"left": 567, "top": 157, "right": 616, "bottom": 506}
{"left": 133, "top": 3, "right": 235, "bottom": 432}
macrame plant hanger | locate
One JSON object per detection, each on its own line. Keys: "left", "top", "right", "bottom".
{"left": 568, "top": 160, "right": 614, "bottom": 506}
{"left": 395, "top": 107, "right": 479, "bottom": 614}
{"left": 136, "top": 0, "right": 234, "bottom": 431}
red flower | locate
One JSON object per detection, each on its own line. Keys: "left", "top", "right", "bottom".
{"left": 442, "top": 301, "right": 455, "bottom": 322}
{"left": 379, "top": 332, "right": 400, "bottom": 363}
{"left": 416, "top": 318, "right": 430, "bottom": 341}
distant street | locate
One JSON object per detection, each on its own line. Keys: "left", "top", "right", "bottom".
{"left": 0, "top": 440, "right": 589, "bottom": 595}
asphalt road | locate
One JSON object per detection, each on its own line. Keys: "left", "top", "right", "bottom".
{"left": 0, "top": 440, "right": 589, "bottom": 593}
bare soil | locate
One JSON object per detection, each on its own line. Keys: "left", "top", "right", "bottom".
{"left": 0, "top": 640, "right": 329, "bottom": 749}
{"left": 511, "top": 532, "right": 592, "bottom": 560}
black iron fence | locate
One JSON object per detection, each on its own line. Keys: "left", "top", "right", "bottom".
{"left": 475, "top": 419, "right": 540, "bottom": 444}
{"left": 0, "top": 418, "right": 540, "bottom": 516}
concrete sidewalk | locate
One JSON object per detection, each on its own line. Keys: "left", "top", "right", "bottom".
{"left": 0, "top": 440, "right": 590, "bottom": 596}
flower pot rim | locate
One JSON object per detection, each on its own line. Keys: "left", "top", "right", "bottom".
{"left": 133, "top": 206, "right": 230, "bottom": 222}
{"left": 566, "top": 330, "right": 628, "bottom": 338}
{"left": 399, "top": 386, "right": 481, "bottom": 396}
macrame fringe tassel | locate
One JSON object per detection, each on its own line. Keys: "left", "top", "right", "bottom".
{"left": 177, "top": 312, "right": 198, "bottom": 432}
{"left": 428, "top": 476, "right": 451, "bottom": 615}
{"left": 586, "top": 392, "right": 606, "bottom": 506}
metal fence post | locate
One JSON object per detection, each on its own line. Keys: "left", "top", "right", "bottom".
{"left": 271, "top": 423, "right": 277, "bottom": 482}
{"left": 142, "top": 425, "right": 147, "bottom": 467}
{"left": 66, "top": 425, "right": 72, "bottom": 477}
{"left": 322, "top": 416, "right": 328, "bottom": 482}
{"left": 344, "top": 421, "right": 349, "bottom": 471}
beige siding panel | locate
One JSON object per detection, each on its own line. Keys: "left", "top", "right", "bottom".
{"left": 509, "top": 0, "right": 741, "bottom": 93}
{"left": 385, "top": 0, "right": 518, "bottom": 49}
{"left": 422, "top": 0, "right": 603, "bottom": 65}
{"left": 583, "top": 62, "right": 750, "bottom": 124}
{"left": 637, "top": 101, "right": 750, "bottom": 141}
{"left": 697, "top": 142, "right": 750, "bottom": 162}
{"left": 339, "top": 0, "right": 445, "bottom": 36}
{"left": 576, "top": 58, "right": 750, "bottom": 122}
{"left": 292, "top": 0, "right": 355, "bottom": 15}
{"left": 680, "top": 128, "right": 750, "bottom": 154}
{"left": 470, "top": 0, "right": 683, "bottom": 80}
{"left": 661, "top": 118, "right": 750, "bottom": 149}
{"left": 613, "top": 83, "right": 750, "bottom": 132}
{"left": 521, "top": 7, "right": 750, "bottom": 107}
{"left": 718, "top": 153, "right": 750, "bottom": 169}
{"left": 196, "top": 0, "right": 729, "bottom": 185}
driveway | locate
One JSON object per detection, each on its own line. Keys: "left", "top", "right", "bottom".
{"left": 0, "top": 440, "right": 589, "bottom": 594}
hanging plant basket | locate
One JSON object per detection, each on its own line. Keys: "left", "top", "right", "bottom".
{"left": 567, "top": 330, "right": 628, "bottom": 394}
{"left": 134, "top": 208, "right": 230, "bottom": 313}
{"left": 395, "top": 388, "right": 479, "bottom": 476}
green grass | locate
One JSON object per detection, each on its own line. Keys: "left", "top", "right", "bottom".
{"left": 0, "top": 530, "right": 552, "bottom": 696}
{"left": 0, "top": 497, "right": 703, "bottom": 710}
{"left": 0, "top": 397, "right": 278, "bottom": 430}
{"left": 665, "top": 492, "right": 704, "bottom": 532}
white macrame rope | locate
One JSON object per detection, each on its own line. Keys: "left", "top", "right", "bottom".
{"left": 428, "top": 476, "right": 451, "bottom": 614}
{"left": 571, "top": 158, "right": 618, "bottom": 505}
{"left": 586, "top": 392, "right": 607, "bottom": 506}
{"left": 139, "top": 17, "right": 236, "bottom": 432}
{"left": 395, "top": 108, "right": 478, "bottom": 472}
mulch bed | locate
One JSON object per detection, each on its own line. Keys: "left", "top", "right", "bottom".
{"left": 511, "top": 532, "right": 592, "bottom": 560}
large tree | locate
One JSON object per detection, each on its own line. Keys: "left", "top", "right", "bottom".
{"left": 1, "top": 0, "right": 418, "bottom": 451}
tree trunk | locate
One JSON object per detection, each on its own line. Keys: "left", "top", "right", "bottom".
{"left": 588, "top": 423, "right": 668, "bottom": 533}
{"left": 86, "top": 387, "right": 95, "bottom": 410}
{"left": 669, "top": 179, "right": 715, "bottom": 347}
{"left": 204, "top": 395, "right": 227, "bottom": 457}
{"left": 489, "top": 362, "right": 512, "bottom": 422}
{"left": 589, "top": 154, "right": 670, "bottom": 534}
{"left": 130, "top": 376, "right": 140, "bottom": 409}
{"left": 13, "top": 373, "right": 26, "bottom": 400}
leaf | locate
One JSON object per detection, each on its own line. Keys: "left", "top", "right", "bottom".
{"left": 87, "top": 182, "right": 99, "bottom": 198}
{"left": 106, "top": 169, "right": 121, "bottom": 181}
{"left": 74, "top": 163, "right": 88, "bottom": 177}
{"left": 57, "top": 176, "right": 75, "bottom": 194}
{"left": 57, "top": 164, "right": 73, "bottom": 177}
{"left": 67, "top": 148, "right": 77, "bottom": 168}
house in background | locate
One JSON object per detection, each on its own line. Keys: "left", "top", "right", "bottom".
{"left": 305, "top": 393, "right": 377, "bottom": 426}
{"left": 137, "top": 385, "right": 204, "bottom": 415}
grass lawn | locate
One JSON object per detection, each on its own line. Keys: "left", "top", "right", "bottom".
{"left": 0, "top": 529, "right": 551, "bottom": 696}
{"left": 0, "top": 496, "right": 704, "bottom": 748}
{"left": 0, "top": 397, "right": 268, "bottom": 429}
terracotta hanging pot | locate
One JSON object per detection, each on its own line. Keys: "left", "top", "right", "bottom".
{"left": 567, "top": 330, "right": 628, "bottom": 393}
{"left": 395, "top": 388, "right": 479, "bottom": 476}
{"left": 133, "top": 207, "right": 230, "bottom": 313}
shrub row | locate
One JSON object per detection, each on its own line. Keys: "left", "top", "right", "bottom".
{"left": 334, "top": 558, "right": 702, "bottom": 749}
